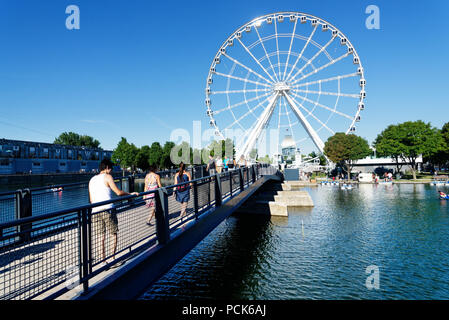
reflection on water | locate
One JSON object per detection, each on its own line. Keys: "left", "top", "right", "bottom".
{"left": 140, "top": 184, "right": 449, "bottom": 300}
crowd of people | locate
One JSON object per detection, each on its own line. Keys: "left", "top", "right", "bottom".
{"left": 206, "top": 155, "right": 247, "bottom": 174}
{"left": 88, "top": 155, "right": 248, "bottom": 268}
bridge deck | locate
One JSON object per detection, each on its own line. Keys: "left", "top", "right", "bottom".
{"left": 0, "top": 168, "right": 280, "bottom": 300}
{"left": 0, "top": 193, "right": 199, "bottom": 300}
{"left": 75, "top": 176, "right": 278, "bottom": 300}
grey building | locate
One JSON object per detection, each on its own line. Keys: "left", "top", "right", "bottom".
{"left": 0, "top": 138, "right": 114, "bottom": 174}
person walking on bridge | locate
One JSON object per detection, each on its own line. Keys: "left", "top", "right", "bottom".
{"left": 206, "top": 155, "right": 216, "bottom": 176}
{"left": 174, "top": 162, "right": 192, "bottom": 221}
{"left": 144, "top": 165, "right": 162, "bottom": 226}
{"left": 89, "top": 159, "right": 138, "bottom": 267}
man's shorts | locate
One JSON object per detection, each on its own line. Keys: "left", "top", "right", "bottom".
{"left": 93, "top": 210, "right": 119, "bottom": 235}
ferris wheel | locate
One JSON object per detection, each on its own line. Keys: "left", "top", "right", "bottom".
{"left": 205, "top": 12, "right": 366, "bottom": 161}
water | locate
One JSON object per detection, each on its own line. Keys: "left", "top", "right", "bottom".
{"left": 140, "top": 183, "right": 449, "bottom": 300}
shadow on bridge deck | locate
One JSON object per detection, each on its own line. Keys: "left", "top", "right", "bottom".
{"left": 68, "top": 175, "right": 281, "bottom": 300}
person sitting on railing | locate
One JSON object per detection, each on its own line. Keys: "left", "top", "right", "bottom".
{"left": 144, "top": 165, "right": 162, "bottom": 226}
{"left": 174, "top": 162, "right": 192, "bottom": 221}
{"left": 89, "top": 159, "right": 139, "bottom": 268}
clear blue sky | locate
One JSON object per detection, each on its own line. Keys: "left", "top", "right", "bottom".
{"left": 0, "top": 0, "right": 448, "bottom": 152}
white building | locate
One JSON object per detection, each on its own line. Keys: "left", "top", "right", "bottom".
{"left": 353, "top": 148, "right": 423, "bottom": 173}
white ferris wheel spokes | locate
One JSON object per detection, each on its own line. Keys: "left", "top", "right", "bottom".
{"left": 205, "top": 12, "right": 366, "bottom": 160}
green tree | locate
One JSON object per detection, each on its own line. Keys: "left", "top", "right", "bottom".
{"left": 258, "top": 155, "right": 272, "bottom": 164}
{"left": 427, "top": 122, "right": 449, "bottom": 169}
{"left": 308, "top": 151, "right": 326, "bottom": 166}
{"left": 249, "top": 148, "right": 258, "bottom": 160}
{"left": 149, "top": 142, "right": 163, "bottom": 168}
{"left": 135, "top": 145, "right": 151, "bottom": 171}
{"left": 374, "top": 124, "right": 405, "bottom": 174}
{"left": 207, "top": 139, "right": 235, "bottom": 159}
{"left": 324, "top": 133, "right": 372, "bottom": 180}
{"left": 395, "top": 121, "right": 443, "bottom": 180}
{"left": 54, "top": 132, "right": 101, "bottom": 148}
{"left": 112, "top": 137, "right": 138, "bottom": 170}
{"left": 160, "top": 141, "right": 176, "bottom": 169}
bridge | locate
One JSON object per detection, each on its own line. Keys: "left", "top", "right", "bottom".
{"left": 0, "top": 164, "right": 282, "bottom": 300}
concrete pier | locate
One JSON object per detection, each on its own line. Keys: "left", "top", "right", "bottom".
{"left": 235, "top": 181, "right": 314, "bottom": 217}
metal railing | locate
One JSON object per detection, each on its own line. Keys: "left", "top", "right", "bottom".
{"left": 0, "top": 165, "right": 208, "bottom": 224}
{"left": 0, "top": 164, "right": 277, "bottom": 300}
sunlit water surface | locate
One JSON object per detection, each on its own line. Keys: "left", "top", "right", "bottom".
{"left": 140, "top": 184, "right": 449, "bottom": 300}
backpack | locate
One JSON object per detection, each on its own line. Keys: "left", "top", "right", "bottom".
{"left": 177, "top": 174, "right": 190, "bottom": 192}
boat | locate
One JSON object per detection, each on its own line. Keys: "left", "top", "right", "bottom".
{"left": 432, "top": 175, "right": 449, "bottom": 186}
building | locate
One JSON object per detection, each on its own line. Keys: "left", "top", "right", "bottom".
{"left": 352, "top": 148, "right": 423, "bottom": 174}
{"left": 0, "top": 138, "right": 114, "bottom": 174}
{"left": 280, "top": 135, "right": 297, "bottom": 162}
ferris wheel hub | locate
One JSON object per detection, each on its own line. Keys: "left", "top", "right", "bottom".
{"left": 273, "top": 82, "right": 290, "bottom": 93}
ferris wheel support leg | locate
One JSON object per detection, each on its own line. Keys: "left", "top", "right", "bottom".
{"left": 236, "top": 93, "right": 280, "bottom": 161}
{"left": 283, "top": 93, "right": 326, "bottom": 155}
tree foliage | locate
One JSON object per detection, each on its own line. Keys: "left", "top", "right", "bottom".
{"left": 324, "top": 133, "right": 372, "bottom": 179}
{"left": 135, "top": 145, "right": 151, "bottom": 171}
{"left": 54, "top": 132, "right": 101, "bottom": 149}
{"left": 258, "top": 155, "right": 272, "bottom": 164}
{"left": 427, "top": 122, "right": 449, "bottom": 168}
{"left": 207, "top": 139, "right": 235, "bottom": 159}
{"left": 374, "top": 121, "right": 443, "bottom": 179}
{"left": 112, "top": 137, "right": 138, "bottom": 170}
{"left": 398, "top": 121, "right": 442, "bottom": 179}
{"left": 160, "top": 141, "right": 176, "bottom": 169}
{"left": 374, "top": 125, "right": 405, "bottom": 173}
{"left": 149, "top": 142, "right": 163, "bottom": 168}
{"left": 308, "top": 151, "right": 327, "bottom": 166}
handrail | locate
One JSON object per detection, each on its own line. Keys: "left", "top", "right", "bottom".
{"left": 0, "top": 163, "right": 276, "bottom": 300}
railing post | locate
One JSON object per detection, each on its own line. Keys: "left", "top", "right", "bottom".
{"left": 214, "top": 173, "right": 222, "bottom": 207}
{"left": 155, "top": 188, "right": 170, "bottom": 245}
{"left": 128, "top": 176, "right": 135, "bottom": 193}
{"left": 229, "top": 171, "right": 233, "bottom": 197}
{"left": 87, "top": 208, "right": 93, "bottom": 274}
{"left": 251, "top": 166, "right": 256, "bottom": 183}
{"left": 239, "top": 168, "right": 244, "bottom": 192}
{"left": 80, "top": 207, "right": 90, "bottom": 293}
{"left": 15, "top": 189, "right": 32, "bottom": 243}
{"left": 193, "top": 181, "right": 199, "bottom": 219}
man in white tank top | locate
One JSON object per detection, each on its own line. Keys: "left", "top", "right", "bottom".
{"left": 89, "top": 159, "right": 138, "bottom": 267}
